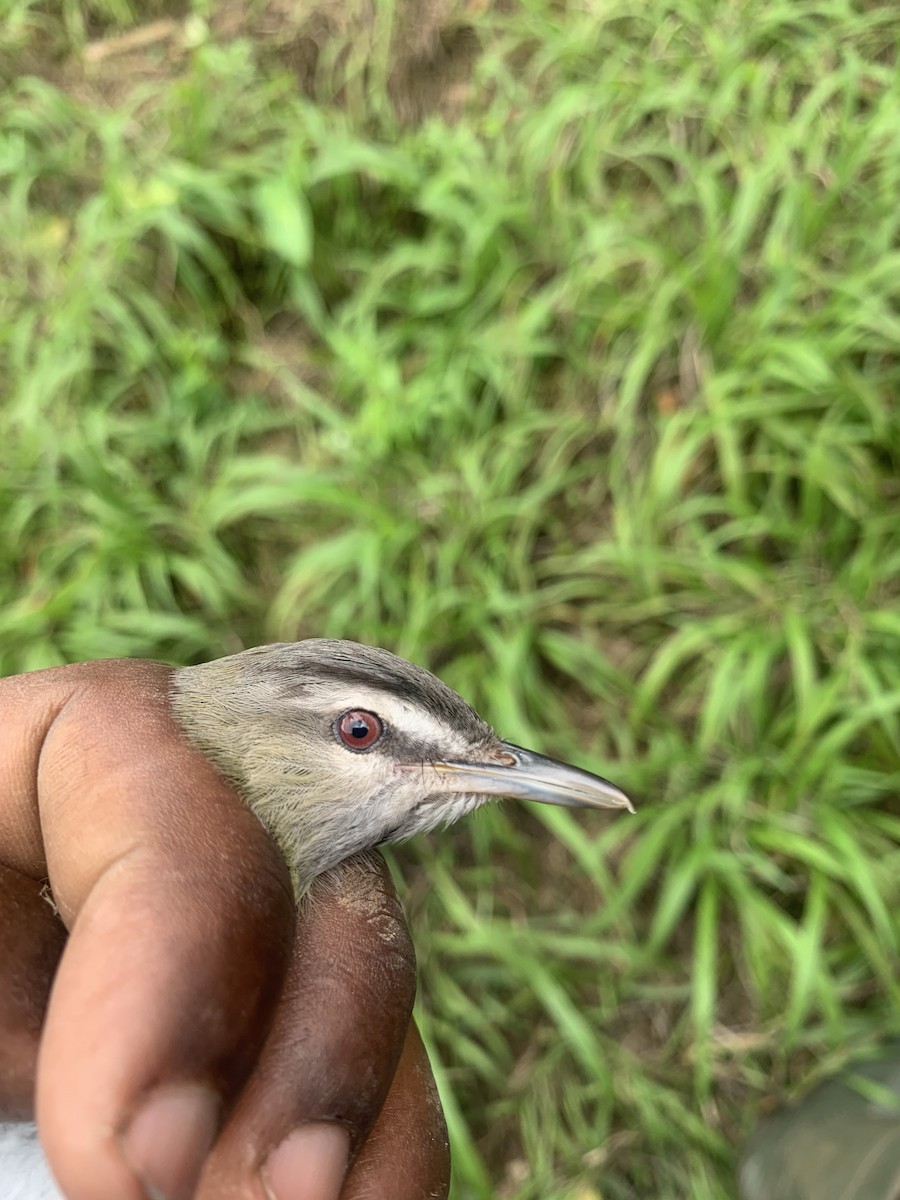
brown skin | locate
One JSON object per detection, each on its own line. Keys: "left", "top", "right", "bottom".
{"left": 0, "top": 660, "right": 450, "bottom": 1200}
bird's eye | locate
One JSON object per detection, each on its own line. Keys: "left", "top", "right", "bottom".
{"left": 335, "top": 710, "right": 384, "bottom": 751}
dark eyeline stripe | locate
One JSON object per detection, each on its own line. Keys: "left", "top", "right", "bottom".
{"left": 307, "top": 661, "right": 487, "bottom": 738}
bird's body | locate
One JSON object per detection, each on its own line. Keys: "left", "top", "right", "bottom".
{"left": 3, "top": 639, "right": 631, "bottom": 1197}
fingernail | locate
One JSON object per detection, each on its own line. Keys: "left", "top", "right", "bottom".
{"left": 120, "top": 1082, "right": 220, "bottom": 1200}
{"left": 261, "top": 1122, "right": 350, "bottom": 1200}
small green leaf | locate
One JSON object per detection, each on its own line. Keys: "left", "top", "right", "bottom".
{"left": 252, "top": 176, "right": 313, "bottom": 267}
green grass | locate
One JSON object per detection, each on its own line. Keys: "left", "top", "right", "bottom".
{"left": 2, "top": 1, "right": 900, "bottom": 1196}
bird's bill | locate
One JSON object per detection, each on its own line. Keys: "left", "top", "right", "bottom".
{"left": 419, "top": 741, "right": 634, "bottom": 813}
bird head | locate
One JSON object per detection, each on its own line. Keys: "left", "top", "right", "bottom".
{"left": 172, "top": 640, "right": 632, "bottom": 891}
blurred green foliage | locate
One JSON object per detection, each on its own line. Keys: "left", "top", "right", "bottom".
{"left": 1, "top": 1, "right": 899, "bottom": 1196}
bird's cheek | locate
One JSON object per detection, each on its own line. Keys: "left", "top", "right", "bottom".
{"left": 406, "top": 793, "right": 467, "bottom": 834}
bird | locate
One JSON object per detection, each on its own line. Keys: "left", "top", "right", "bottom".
{"left": 2, "top": 639, "right": 632, "bottom": 1199}
{"left": 171, "top": 640, "right": 633, "bottom": 893}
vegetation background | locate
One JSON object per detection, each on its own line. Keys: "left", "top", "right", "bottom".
{"left": 2, "top": 1, "right": 899, "bottom": 1195}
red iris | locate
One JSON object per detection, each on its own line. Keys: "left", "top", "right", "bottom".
{"left": 336, "top": 710, "right": 384, "bottom": 751}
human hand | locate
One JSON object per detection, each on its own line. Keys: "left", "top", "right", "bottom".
{"left": 0, "top": 659, "right": 449, "bottom": 1200}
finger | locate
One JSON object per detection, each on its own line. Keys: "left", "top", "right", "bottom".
{"left": 0, "top": 864, "right": 66, "bottom": 1119}
{"left": 342, "top": 1021, "right": 450, "bottom": 1200}
{"left": 1, "top": 661, "right": 296, "bottom": 1200}
{"left": 196, "top": 852, "right": 418, "bottom": 1200}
